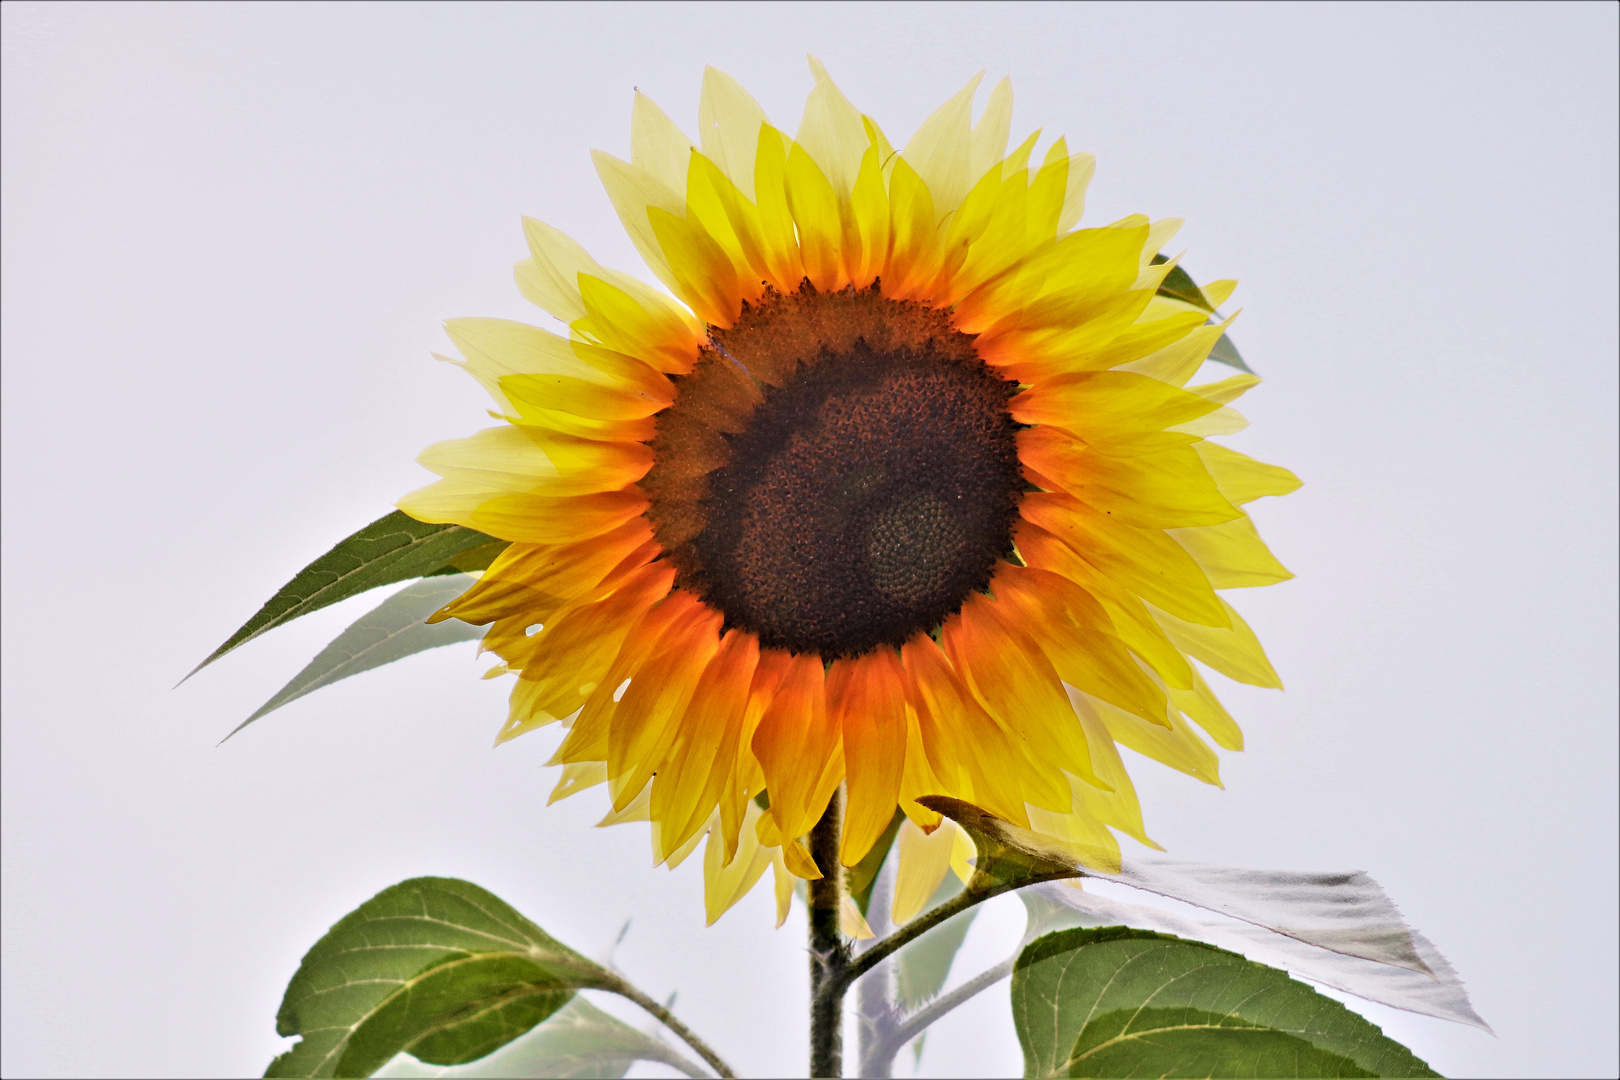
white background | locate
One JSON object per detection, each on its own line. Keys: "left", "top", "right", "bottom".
{"left": 3, "top": 3, "right": 1615, "bottom": 1077}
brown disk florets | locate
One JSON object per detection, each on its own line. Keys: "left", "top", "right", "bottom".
{"left": 639, "top": 282, "right": 1025, "bottom": 659}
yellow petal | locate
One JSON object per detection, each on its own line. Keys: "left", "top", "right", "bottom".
{"left": 891, "top": 816, "right": 954, "bottom": 925}
{"left": 841, "top": 896, "right": 875, "bottom": 940}
{"left": 1170, "top": 514, "right": 1294, "bottom": 588}
{"left": 591, "top": 148, "right": 686, "bottom": 295}
{"left": 750, "top": 653, "right": 843, "bottom": 841}
{"left": 631, "top": 91, "right": 696, "bottom": 204}
{"left": 796, "top": 59, "right": 868, "bottom": 202}
{"left": 703, "top": 799, "right": 776, "bottom": 925}
{"left": 1149, "top": 597, "right": 1283, "bottom": 690}
{"left": 1194, "top": 442, "right": 1302, "bottom": 505}
{"left": 784, "top": 140, "right": 844, "bottom": 291}
{"left": 900, "top": 72, "right": 983, "bottom": 220}
{"left": 1171, "top": 664, "right": 1245, "bottom": 750}
{"left": 548, "top": 761, "right": 607, "bottom": 804}
{"left": 750, "top": 125, "right": 807, "bottom": 292}
{"left": 575, "top": 274, "right": 702, "bottom": 375}
{"left": 699, "top": 66, "right": 770, "bottom": 200}
{"left": 969, "top": 76, "right": 1013, "bottom": 184}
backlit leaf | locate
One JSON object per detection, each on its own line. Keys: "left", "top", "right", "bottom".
{"left": 226, "top": 576, "right": 484, "bottom": 739}
{"left": 188, "top": 511, "right": 503, "bottom": 679}
{"left": 1150, "top": 254, "right": 1252, "bottom": 372}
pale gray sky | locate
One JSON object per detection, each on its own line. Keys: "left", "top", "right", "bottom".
{"left": 3, "top": 3, "right": 1616, "bottom": 1077}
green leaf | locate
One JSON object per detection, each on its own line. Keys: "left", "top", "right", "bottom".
{"left": 847, "top": 810, "right": 905, "bottom": 916}
{"left": 1152, "top": 256, "right": 1214, "bottom": 312}
{"left": 1150, "top": 253, "right": 1252, "bottom": 373}
{"left": 895, "top": 873, "right": 979, "bottom": 1009}
{"left": 1207, "top": 332, "right": 1251, "bottom": 373}
{"left": 226, "top": 576, "right": 484, "bottom": 740}
{"left": 188, "top": 511, "right": 504, "bottom": 679}
{"left": 1011, "top": 927, "right": 1440, "bottom": 1079}
{"left": 374, "top": 995, "right": 707, "bottom": 1079}
{"left": 268, "top": 877, "right": 617, "bottom": 1079}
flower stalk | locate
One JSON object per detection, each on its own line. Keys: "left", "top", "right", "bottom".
{"left": 807, "top": 789, "right": 849, "bottom": 1078}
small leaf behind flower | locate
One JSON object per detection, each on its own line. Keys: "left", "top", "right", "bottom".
{"left": 187, "top": 510, "right": 502, "bottom": 679}
{"left": 225, "top": 576, "right": 484, "bottom": 740}
{"left": 1151, "top": 254, "right": 1252, "bottom": 373}
{"left": 1012, "top": 927, "right": 1440, "bottom": 1078}
{"left": 268, "top": 877, "right": 616, "bottom": 1079}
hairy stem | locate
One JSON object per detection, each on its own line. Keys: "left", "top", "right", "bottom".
{"left": 808, "top": 788, "right": 849, "bottom": 1078}
{"left": 608, "top": 978, "right": 737, "bottom": 1079}
{"left": 871, "top": 956, "right": 1016, "bottom": 1066}
{"left": 836, "top": 870, "right": 1080, "bottom": 997}
{"left": 855, "top": 859, "right": 898, "bottom": 1079}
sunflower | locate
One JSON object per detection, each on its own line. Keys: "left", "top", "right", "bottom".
{"left": 399, "top": 62, "right": 1299, "bottom": 926}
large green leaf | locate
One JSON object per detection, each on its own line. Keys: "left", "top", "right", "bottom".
{"left": 225, "top": 576, "right": 485, "bottom": 740}
{"left": 1011, "top": 927, "right": 1439, "bottom": 1079}
{"left": 268, "top": 878, "right": 616, "bottom": 1079}
{"left": 374, "top": 995, "right": 706, "bottom": 1079}
{"left": 188, "top": 511, "right": 504, "bottom": 679}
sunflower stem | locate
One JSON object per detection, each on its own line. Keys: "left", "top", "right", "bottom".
{"left": 605, "top": 977, "right": 737, "bottom": 1079}
{"left": 836, "top": 869, "right": 1081, "bottom": 995}
{"left": 808, "top": 788, "right": 849, "bottom": 1078}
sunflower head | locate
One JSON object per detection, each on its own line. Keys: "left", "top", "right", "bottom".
{"left": 400, "top": 62, "right": 1300, "bottom": 925}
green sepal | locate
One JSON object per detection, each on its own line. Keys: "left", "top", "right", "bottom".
{"left": 268, "top": 877, "right": 616, "bottom": 1079}
{"left": 186, "top": 510, "right": 505, "bottom": 679}
{"left": 1011, "top": 926, "right": 1440, "bottom": 1079}
{"left": 1151, "top": 254, "right": 1252, "bottom": 373}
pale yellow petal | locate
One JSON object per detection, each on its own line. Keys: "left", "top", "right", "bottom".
{"left": 1195, "top": 442, "right": 1303, "bottom": 505}
{"left": 548, "top": 760, "right": 607, "bottom": 804}
{"left": 1171, "top": 664, "right": 1245, "bottom": 751}
{"left": 1049, "top": 158, "right": 1093, "bottom": 236}
{"left": 597, "top": 779, "right": 651, "bottom": 826}
{"left": 397, "top": 477, "right": 504, "bottom": 525}
{"left": 415, "top": 426, "right": 557, "bottom": 490}
{"left": 703, "top": 799, "right": 776, "bottom": 924}
{"left": 1115, "top": 319, "right": 1230, "bottom": 387}
{"left": 1171, "top": 514, "right": 1294, "bottom": 588}
{"left": 841, "top": 896, "right": 875, "bottom": 939}
{"left": 900, "top": 73, "right": 983, "bottom": 220}
{"left": 1149, "top": 598, "right": 1283, "bottom": 689}
{"left": 699, "top": 66, "right": 770, "bottom": 199}
{"left": 591, "top": 149, "right": 686, "bottom": 295}
{"left": 969, "top": 76, "right": 1013, "bottom": 183}
{"left": 796, "top": 58, "right": 867, "bottom": 201}
{"left": 1142, "top": 218, "right": 1185, "bottom": 265}
{"left": 631, "top": 91, "right": 696, "bottom": 203}
{"left": 949, "top": 820, "right": 977, "bottom": 883}
{"left": 891, "top": 816, "right": 954, "bottom": 925}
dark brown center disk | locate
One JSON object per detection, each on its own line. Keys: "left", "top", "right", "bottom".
{"left": 642, "top": 285, "right": 1024, "bottom": 659}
